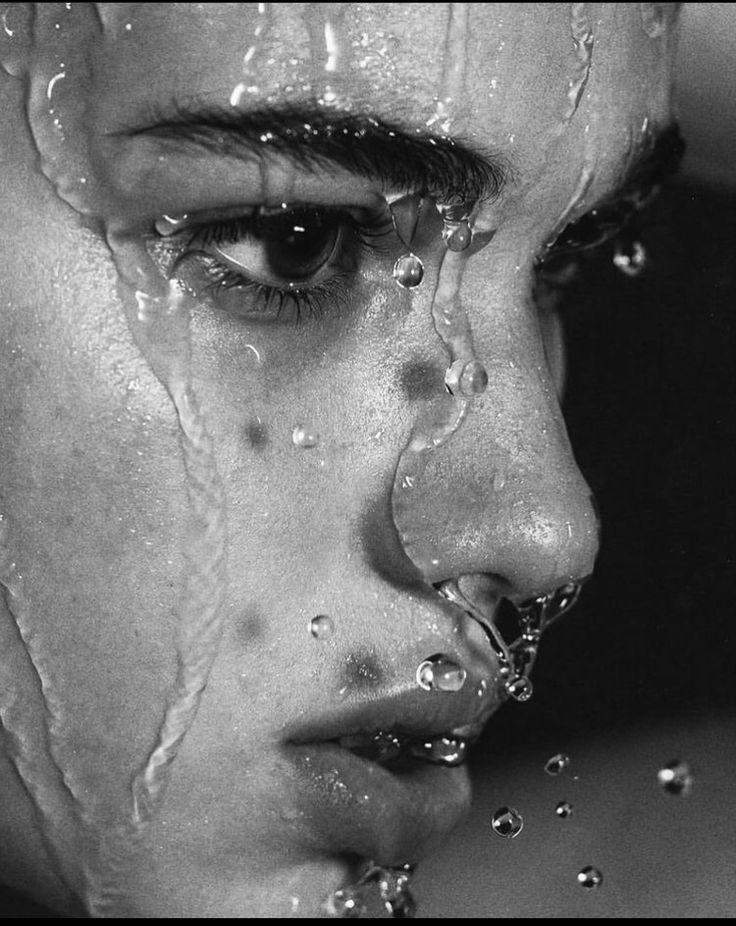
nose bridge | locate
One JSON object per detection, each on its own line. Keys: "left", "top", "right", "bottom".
{"left": 392, "top": 295, "right": 599, "bottom": 600}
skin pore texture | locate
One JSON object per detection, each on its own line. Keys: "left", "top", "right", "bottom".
{"left": 0, "top": 3, "right": 676, "bottom": 918}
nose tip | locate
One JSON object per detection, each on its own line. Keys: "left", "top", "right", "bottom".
{"left": 391, "top": 408, "right": 601, "bottom": 602}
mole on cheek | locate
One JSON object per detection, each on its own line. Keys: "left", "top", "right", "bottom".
{"left": 399, "top": 360, "right": 445, "bottom": 402}
{"left": 342, "top": 651, "right": 383, "bottom": 690}
{"left": 245, "top": 417, "right": 269, "bottom": 449}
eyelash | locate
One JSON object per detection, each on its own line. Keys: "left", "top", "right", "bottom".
{"left": 163, "top": 206, "right": 396, "bottom": 324}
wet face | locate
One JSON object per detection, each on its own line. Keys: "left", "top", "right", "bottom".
{"left": 0, "top": 2, "right": 675, "bottom": 918}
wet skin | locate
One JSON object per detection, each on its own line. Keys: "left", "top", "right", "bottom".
{"left": 0, "top": 3, "right": 674, "bottom": 918}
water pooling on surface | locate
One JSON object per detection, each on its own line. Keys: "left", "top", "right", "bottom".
{"left": 0, "top": 5, "right": 229, "bottom": 914}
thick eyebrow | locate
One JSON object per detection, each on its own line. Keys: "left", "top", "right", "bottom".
{"left": 113, "top": 100, "right": 510, "bottom": 206}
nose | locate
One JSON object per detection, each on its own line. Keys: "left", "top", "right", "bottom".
{"left": 391, "top": 278, "right": 599, "bottom": 603}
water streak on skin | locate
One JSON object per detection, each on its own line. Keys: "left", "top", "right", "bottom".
{"left": 230, "top": 2, "right": 271, "bottom": 107}
{"left": 564, "top": 3, "right": 594, "bottom": 122}
{"left": 1, "top": 5, "right": 229, "bottom": 914}
{"left": 0, "top": 516, "right": 86, "bottom": 903}
{"left": 426, "top": 2, "right": 469, "bottom": 134}
{"left": 302, "top": 2, "right": 349, "bottom": 105}
{"left": 390, "top": 3, "right": 492, "bottom": 579}
{"left": 639, "top": 3, "right": 667, "bottom": 39}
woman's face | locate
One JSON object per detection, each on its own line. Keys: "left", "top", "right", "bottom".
{"left": 0, "top": 2, "right": 675, "bottom": 918}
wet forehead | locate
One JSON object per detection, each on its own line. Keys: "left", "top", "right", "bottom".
{"left": 78, "top": 3, "right": 649, "bottom": 139}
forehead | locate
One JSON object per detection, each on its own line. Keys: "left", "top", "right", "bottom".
{"left": 43, "top": 3, "right": 670, "bottom": 142}
{"left": 11, "top": 2, "right": 675, "bottom": 228}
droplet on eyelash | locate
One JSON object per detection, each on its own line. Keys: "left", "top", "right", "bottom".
{"left": 292, "top": 425, "right": 320, "bottom": 449}
{"left": 442, "top": 219, "right": 473, "bottom": 252}
{"left": 393, "top": 253, "right": 424, "bottom": 289}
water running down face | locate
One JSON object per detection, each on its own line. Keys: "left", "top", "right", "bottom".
{"left": 0, "top": 2, "right": 677, "bottom": 918}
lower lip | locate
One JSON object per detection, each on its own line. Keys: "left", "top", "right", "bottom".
{"left": 285, "top": 742, "right": 472, "bottom": 865}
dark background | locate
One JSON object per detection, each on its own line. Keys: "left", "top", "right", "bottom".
{"left": 478, "top": 178, "right": 736, "bottom": 757}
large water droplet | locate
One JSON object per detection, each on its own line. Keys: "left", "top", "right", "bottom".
{"left": 443, "top": 220, "right": 472, "bottom": 252}
{"left": 445, "top": 358, "right": 489, "bottom": 397}
{"left": 657, "top": 759, "right": 694, "bottom": 797}
{"left": 555, "top": 800, "right": 573, "bottom": 818}
{"left": 577, "top": 866, "right": 603, "bottom": 889}
{"left": 415, "top": 655, "right": 467, "bottom": 692}
{"left": 544, "top": 752, "right": 571, "bottom": 775}
{"left": 491, "top": 806, "right": 524, "bottom": 839}
{"left": 309, "top": 614, "right": 334, "bottom": 639}
{"left": 505, "top": 675, "right": 534, "bottom": 702}
{"left": 393, "top": 253, "right": 424, "bottom": 288}
{"left": 292, "top": 424, "right": 320, "bottom": 448}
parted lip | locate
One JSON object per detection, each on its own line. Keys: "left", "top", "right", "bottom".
{"left": 284, "top": 678, "right": 502, "bottom": 748}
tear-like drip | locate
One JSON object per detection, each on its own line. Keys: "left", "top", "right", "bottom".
{"left": 426, "top": 3, "right": 470, "bottom": 135}
{"left": 230, "top": 2, "right": 271, "bottom": 106}
{"left": 0, "top": 514, "right": 86, "bottom": 904}
{"left": 563, "top": 3, "right": 594, "bottom": 122}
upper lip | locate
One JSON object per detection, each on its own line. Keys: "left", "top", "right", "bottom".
{"left": 286, "top": 591, "right": 506, "bottom": 748}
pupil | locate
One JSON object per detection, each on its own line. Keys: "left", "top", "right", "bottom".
{"left": 261, "top": 209, "right": 340, "bottom": 281}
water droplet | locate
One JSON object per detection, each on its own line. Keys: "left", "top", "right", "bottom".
{"left": 505, "top": 676, "right": 534, "bottom": 702}
{"left": 323, "top": 887, "right": 366, "bottom": 918}
{"left": 292, "top": 425, "right": 319, "bottom": 448}
{"left": 415, "top": 654, "right": 467, "bottom": 692}
{"left": 309, "top": 615, "right": 334, "bottom": 639}
{"left": 491, "top": 806, "right": 524, "bottom": 839}
{"left": 443, "top": 220, "right": 473, "bottom": 252}
{"left": 459, "top": 359, "right": 488, "bottom": 396}
{"left": 392, "top": 253, "right": 424, "bottom": 288}
{"left": 657, "top": 759, "right": 694, "bottom": 797}
{"left": 577, "top": 866, "right": 603, "bottom": 889}
{"left": 613, "top": 239, "right": 647, "bottom": 277}
{"left": 444, "top": 358, "right": 488, "bottom": 397}
{"left": 555, "top": 800, "right": 573, "bottom": 818}
{"left": 544, "top": 752, "right": 571, "bottom": 775}
{"left": 410, "top": 736, "right": 468, "bottom": 767}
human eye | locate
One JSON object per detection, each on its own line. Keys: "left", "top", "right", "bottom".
{"left": 152, "top": 202, "right": 396, "bottom": 324}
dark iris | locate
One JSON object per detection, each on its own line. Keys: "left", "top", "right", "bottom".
{"left": 256, "top": 207, "right": 341, "bottom": 281}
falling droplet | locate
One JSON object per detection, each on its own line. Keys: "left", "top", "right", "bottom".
{"left": 415, "top": 654, "right": 467, "bottom": 692}
{"left": 491, "top": 806, "right": 524, "bottom": 839}
{"left": 555, "top": 800, "right": 573, "bottom": 818}
{"left": 393, "top": 253, "right": 424, "bottom": 289}
{"left": 544, "top": 752, "right": 571, "bottom": 775}
{"left": 292, "top": 425, "right": 319, "bottom": 448}
{"left": 309, "top": 615, "right": 334, "bottom": 639}
{"left": 443, "top": 219, "right": 473, "bottom": 252}
{"left": 613, "top": 239, "right": 647, "bottom": 277}
{"left": 577, "top": 866, "right": 603, "bottom": 889}
{"left": 657, "top": 759, "right": 694, "bottom": 797}
{"left": 505, "top": 676, "right": 534, "bottom": 702}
